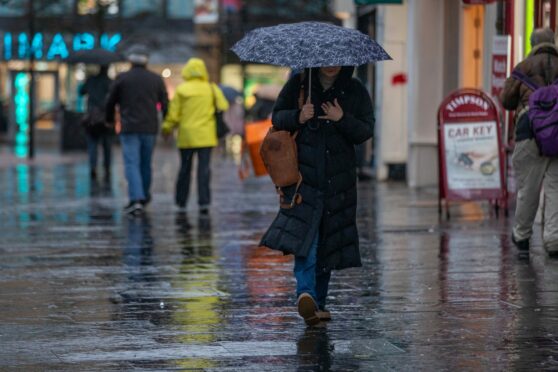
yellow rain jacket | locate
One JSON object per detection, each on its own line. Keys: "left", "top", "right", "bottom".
{"left": 162, "top": 58, "right": 229, "bottom": 148}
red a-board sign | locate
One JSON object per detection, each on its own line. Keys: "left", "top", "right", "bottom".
{"left": 438, "top": 89, "right": 507, "bottom": 210}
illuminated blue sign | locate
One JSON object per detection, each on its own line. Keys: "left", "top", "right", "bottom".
{"left": 46, "top": 33, "right": 69, "bottom": 60}
{"left": 1, "top": 32, "right": 122, "bottom": 61}
{"left": 18, "top": 33, "right": 43, "bottom": 59}
{"left": 14, "top": 72, "right": 29, "bottom": 158}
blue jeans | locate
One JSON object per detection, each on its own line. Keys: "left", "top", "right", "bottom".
{"left": 119, "top": 133, "right": 156, "bottom": 202}
{"left": 294, "top": 233, "right": 331, "bottom": 310}
{"left": 86, "top": 133, "right": 112, "bottom": 171}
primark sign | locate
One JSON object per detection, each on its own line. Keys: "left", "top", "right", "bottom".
{"left": 1, "top": 32, "right": 122, "bottom": 61}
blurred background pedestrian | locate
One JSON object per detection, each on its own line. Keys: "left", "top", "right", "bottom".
{"left": 106, "top": 45, "right": 169, "bottom": 215}
{"left": 79, "top": 65, "right": 113, "bottom": 182}
{"left": 161, "top": 58, "right": 229, "bottom": 214}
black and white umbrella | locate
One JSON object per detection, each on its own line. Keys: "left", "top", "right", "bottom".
{"left": 232, "top": 21, "right": 391, "bottom": 69}
{"left": 231, "top": 21, "right": 391, "bottom": 98}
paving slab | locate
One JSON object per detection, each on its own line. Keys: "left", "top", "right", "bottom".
{"left": 0, "top": 147, "right": 558, "bottom": 371}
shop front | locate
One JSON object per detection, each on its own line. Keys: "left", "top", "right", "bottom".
{"left": 0, "top": 0, "right": 198, "bottom": 158}
{"left": 0, "top": 29, "right": 198, "bottom": 156}
{"left": 0, "top": 31, "right": 123, "bottom": 155}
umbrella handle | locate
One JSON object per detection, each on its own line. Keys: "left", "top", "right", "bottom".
{"left": 308, "top": 69, "right": 312, "bottom": 102}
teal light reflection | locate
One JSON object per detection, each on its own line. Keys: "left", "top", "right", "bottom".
{"left": 16, "top": 164, "right": 30, "bottom": 228}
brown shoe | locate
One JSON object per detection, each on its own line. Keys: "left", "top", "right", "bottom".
{"left": 316, "top": 310, "right": 331, "bottom": 321}
{"left": 297, "top": 293, "right": 320, "bottom": 326}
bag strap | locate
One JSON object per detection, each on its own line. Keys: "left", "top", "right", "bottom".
{"left": 550, "top": 54, "right": 558, "bottom": 85}
{"left": 544, "top": 53, "right": 552, "bottom": 86}
{"left": 210, "top": 83, "right": 219, "bottom": 113}
{"left": 512, "top": 70, "right": 541, "bottom": 91}
{"left": 238, "top": 142, "right": 251, "bottom": 181}
{"left": 277, "top": 173, "right": 303, "bottom": 209}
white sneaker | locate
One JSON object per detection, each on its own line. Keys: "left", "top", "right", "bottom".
{"left": 123, "top": 201, "right": 143, "bottom": 214}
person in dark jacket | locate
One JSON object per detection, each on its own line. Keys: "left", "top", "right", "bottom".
{"left": 500, "top": 28, "right": 558, "bottom": 257}
{"left": 259, "top": 66, "right": 374, "bottom": 325}
{"left": 106, "top": 45, "right": 169, "bottom": 214}
{"left": 79, "top": 65, "right": 113, "bottom": 182}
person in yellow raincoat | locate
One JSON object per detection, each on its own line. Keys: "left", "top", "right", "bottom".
{"left": 162, "top": 58, "right": 229, "bottom": 213}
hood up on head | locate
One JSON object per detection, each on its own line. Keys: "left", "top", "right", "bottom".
{"left": 181, "top": 58, "right": 209, "bottom": 81}
{"left": 302, "top": 66, "right": 355, "bottom": 92}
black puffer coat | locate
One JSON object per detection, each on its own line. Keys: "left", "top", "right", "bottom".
{"left": 259, "top": 67, "right": 374, "bottom": 271}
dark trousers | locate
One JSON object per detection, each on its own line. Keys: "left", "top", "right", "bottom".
{"left": 86, "top": 133, "right": 112, "bottom": 172}
{"left": 176, "top": 147, "right": 212, "bottom": 207}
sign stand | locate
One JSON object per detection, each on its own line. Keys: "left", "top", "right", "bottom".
{"left": 438, "top": 89, "right": 508, "bottom": 219}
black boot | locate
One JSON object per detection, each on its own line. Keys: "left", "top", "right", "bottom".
{"left": 512, "top": 234, "right": 529, "bottom": 251}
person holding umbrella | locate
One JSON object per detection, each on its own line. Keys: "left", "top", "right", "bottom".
{"left": 79, "top": 65, "right": 113, "bottom": 182}
{"left": 232, "top": 22, "right": 389, "bottom": 326}
{"left": 68, "top": 49, "right": 124, "bottom": 182}
{"left": 261, "top": 66, "right": 374, "bottom": 326}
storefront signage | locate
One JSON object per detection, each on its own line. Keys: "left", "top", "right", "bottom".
{"left": 354, "top": 0, "right": 402, "bottom": 4}
{"left": 437, "top": 89, "right": 507, "bottom": 216}
{"left": 195, "top": 0, "right": 218, "bottom": 23}
{"left": 442, "top": 121, "right": 501, "bottom": 190}
{"left": 491, "top": 35, "right": 511, "bottom": 98}
{"left": 1, "top": 32, "right": 122, "bottom": 61}
{"left": 462, "top": 0, "right": 496, "bottom": 4}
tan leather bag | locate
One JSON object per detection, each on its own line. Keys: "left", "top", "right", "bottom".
{"left": 259, "top": 84, "right": 305, "bottom": 209}
{"left": 259, "top": 129, "right": 302, "bottom": 208}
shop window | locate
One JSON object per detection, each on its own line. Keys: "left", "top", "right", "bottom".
{"left": 77, "top": 0, "right": 119, "bottom": 16}
{"left": 35, "top": 0, "right": 74, "bottom": 16}
{"left": 542, "top": 0, "right": 552, "bottom": 27}
{"left": 535, "top": 0, "right": 555, "bottom": 29}
{"left": 0, "top": 2, "right": 25, "bottom": 16}
{"left": 0, "top": 0, "right": 73, "bottom": 16}
{"left": 122, "top": 0, "right": 163, "bottom": 18}
{"left": 167, "top": 0, "right": 194, "bottom": 19}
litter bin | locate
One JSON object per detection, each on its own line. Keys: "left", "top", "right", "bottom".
{"left": 61, "top": 109, "right": 86, "bottom": 152}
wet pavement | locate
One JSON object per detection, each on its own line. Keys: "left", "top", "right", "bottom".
{"left": 1, "top": 146, "right": 558, "bottom": 371}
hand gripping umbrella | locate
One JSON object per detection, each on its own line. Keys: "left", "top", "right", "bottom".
{"left": 231, "top": 21, "right": 391, "bottom": 99}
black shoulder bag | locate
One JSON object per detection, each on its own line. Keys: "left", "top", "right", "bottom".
{"left": 211, "top": 85, "right": 229, "bottom": 139}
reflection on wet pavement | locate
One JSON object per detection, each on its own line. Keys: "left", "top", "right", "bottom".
{"left": 1, "top": 148, "right": 558, "bottom": 370}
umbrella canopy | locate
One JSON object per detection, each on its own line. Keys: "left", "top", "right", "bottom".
{"left": 66, "top": 49, "right": 125, "bottom": 65}
{"left": 231, "top": 22, "right": 391, "bottom": 70}
{"left": 219, "top": 84, "right": 243, "bottom": 103}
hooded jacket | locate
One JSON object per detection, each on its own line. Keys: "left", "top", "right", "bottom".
{"left": 500, "top": 42, "right": 558, "bottom": 115}
{"left": 162, "top": 58, "right": 229, "bottom": 148}
{"left": 259, "top": 67, "right": 374, "bottom": 271}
